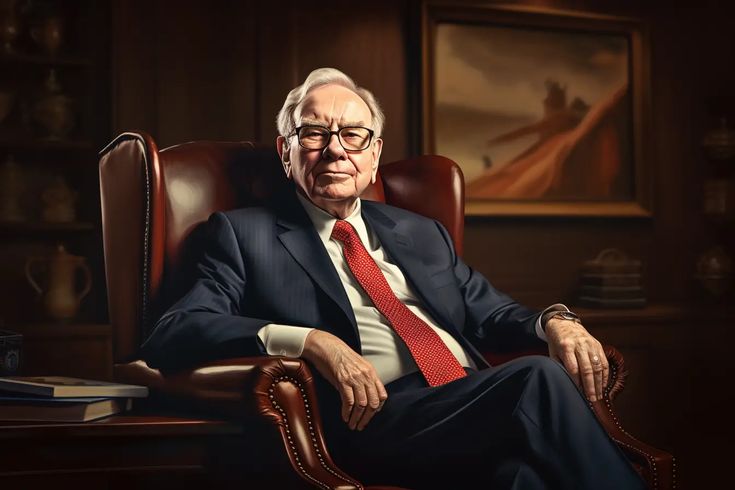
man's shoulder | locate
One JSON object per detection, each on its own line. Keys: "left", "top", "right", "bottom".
{"left": 218, "top": 188, "right": 302, "bottom": 227}
{"left": 211, "top": 207, "right": 280, "bottom": 238}
{"left": 361, "top": 199, "right": 437, "bottom": 225}
{"left": 221, "top": 206, "right": 277, "bottom": 222}
{"left": 361, "top": 200, "right": 456, "bottom": 256}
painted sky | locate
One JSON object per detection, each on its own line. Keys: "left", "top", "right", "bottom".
{"left": 435, "top": 23, "right": 629, "bottom": 119}
{"left": 434, "top": 23, "right": 630, "bottom": 182}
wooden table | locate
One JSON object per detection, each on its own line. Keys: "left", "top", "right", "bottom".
{"left": 0, "top": 413, "right": 246, "bottom": 490}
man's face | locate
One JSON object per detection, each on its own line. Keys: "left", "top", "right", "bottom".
{"left": 277, "top": 84, "right": 382, "bottom": 214}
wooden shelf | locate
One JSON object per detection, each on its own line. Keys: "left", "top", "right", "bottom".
{"left": 0, "top": 137, "right": 95, "bottom": 152}
{"left": 574, "top": 302, "right": 735, "bottom": 326}
{"left": 9, "top": 323, "right": 110, "bottom": 338}
{"left": 0, "top": 413, "right": 242, "bottom": 489}
{"left": 0, "top": 413, "right": 241, "bottom": 438}
{"left": 0, "top": 51, "right": 91, "bottom": 67}
{"left": 0, "top": 221, "right": 96, "bottom": 235}
{"left": 0, "top": 1, "right": 111, "bottom": 379}
{"left": 574, "top": 303, "right": 692, "bottom": 325}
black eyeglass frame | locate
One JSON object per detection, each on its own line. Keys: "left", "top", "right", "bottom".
{"left": 289, "top": 125, "right": 376, "bottom": 152}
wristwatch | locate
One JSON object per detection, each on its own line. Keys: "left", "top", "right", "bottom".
{"left": 541, "top": 309, "right": 583, "bottom": 332}
{"left": 549, "top": 311, "right": 582, "bottom": 324}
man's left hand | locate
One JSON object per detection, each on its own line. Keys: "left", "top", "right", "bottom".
{"left": 545, "top": 318, "right": 608, "bottom": 402}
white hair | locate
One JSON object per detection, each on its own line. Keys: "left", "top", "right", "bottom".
{"left": 276, "top": 67, "right": 385, "bottom": 138}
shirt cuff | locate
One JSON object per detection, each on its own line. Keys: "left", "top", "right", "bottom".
{"left": 257, "top": 324, "right": 314, "bottom": 357}
{"left": 535, "top": 303, "right": 571, "bottom": 342}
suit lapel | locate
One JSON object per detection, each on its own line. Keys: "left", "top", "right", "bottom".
{"left": 275, "top": 193, "right": 357, "bottom": 333}
{"left": 362, "top": 203, "right": 490, "bottom": 369}
{"left": 361, "top": 202, "right": 457, "bottom": 335}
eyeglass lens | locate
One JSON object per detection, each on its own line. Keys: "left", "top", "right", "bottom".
{"left": 298, "top": 126, "right": 372, "bottom": 151}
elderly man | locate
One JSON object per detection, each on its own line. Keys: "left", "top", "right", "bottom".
{"left": 141, "top": 68, "right": 645, "bottom": 489}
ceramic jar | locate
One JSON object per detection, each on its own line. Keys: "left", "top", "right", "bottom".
{"left": 702, "top": 117, "right": 735, "bottom": 163}
{"left": 695, "top": 246, "right": 732, "bottom": 299}
{"left": 25, "top": 244, "right": 92, "bottom": 320}
{"left": 30, "top": 14, "right": 64, "bottom": 56}
{"left": 32, "top": 68, "right": 75, "bottom": 139}
{"left": 41, "top": 176, "right": 77, "bottom": 222}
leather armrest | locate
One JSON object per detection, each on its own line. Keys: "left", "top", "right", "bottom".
{"left": 115, "top": 356, "right": 305, "bottom": 415}
{"left": 592, "top": 346, "right": 675, "bottom": 490}
{"left": 114, "top": 357, "right": 367, "bottom": 489}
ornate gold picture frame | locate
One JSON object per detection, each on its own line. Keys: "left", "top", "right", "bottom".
{"left": 421, "top": 3, "right": 652, "bottom": 217}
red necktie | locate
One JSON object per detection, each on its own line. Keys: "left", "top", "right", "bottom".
{"left": 331, "top": 220, "right": 467, "bottom": 387}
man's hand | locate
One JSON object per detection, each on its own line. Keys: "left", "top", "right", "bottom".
{"left": 302, "top": 329, "right": 387, "bottom": 430}
{"left": 545, "top": 318, "right": 608, "bottom": 402}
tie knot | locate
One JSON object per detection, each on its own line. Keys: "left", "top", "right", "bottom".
{"left": 331, "top": 220, "right": 356, "bottom": 243}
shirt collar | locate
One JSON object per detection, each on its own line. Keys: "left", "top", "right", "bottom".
{"left": 296, "top": 193, "right": 371, "bottom": 247}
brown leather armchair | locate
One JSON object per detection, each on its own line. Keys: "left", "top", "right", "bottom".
{"left": 99, "top": 131, "right": 674, "bottom": 489}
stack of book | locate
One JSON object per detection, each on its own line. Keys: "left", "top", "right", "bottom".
{"left": 577, "top": 248, "right": 646, "bottom": 308}
{"left": 0, "top": 376, "right": 148, "bottom": 423}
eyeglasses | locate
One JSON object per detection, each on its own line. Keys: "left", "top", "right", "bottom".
{"left": 291, "top": 125, "right": 375, "bottom": 151}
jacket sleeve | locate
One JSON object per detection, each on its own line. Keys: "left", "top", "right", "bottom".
{"left": 436, "top": 221, "right": 546, "bottom": 352}
{"left": 140, "top": 212, "right": 271, "bottom": 371}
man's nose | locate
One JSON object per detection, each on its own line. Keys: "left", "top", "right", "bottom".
{"left": 322, "top": 131, "right": 347, "bottom": 159}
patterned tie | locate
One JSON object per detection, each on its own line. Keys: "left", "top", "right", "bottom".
{"left": 331, "top": 219, "right": 467, "bottom": 387}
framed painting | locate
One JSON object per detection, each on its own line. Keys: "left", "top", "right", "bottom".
{"left": 421, "top": 3, "right": 652, "bottom": 217}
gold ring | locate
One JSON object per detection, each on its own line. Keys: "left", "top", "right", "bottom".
{"left": 591, "top": 355, "right": 600, "bottom": 364}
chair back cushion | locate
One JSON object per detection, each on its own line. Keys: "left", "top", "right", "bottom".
{"left": 99, "top": 132, "right": 463, "bottom": 362}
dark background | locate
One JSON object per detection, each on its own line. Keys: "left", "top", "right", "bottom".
{"left": 3, "top": 0, "right": 735, "bottom": 488}
{"left": 113, "top": 0, "right": 734, "bottom": 307}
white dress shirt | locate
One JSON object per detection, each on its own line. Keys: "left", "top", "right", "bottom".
{"left": 257, "top": 195, "right": 561, "bottom": 385}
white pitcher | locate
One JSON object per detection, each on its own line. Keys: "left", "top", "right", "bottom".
{"left": 26, "top": 244, "right": 92, "bottom": 320}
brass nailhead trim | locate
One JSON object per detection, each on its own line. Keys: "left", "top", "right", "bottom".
{"left": 598, "top": 365, "right": 675, "bottom": 489}
{"left": 269, "top": 376, "right": 363, "bottom": 490}
{"left": 140, "top": 138, "right": 152, "bottom": 331}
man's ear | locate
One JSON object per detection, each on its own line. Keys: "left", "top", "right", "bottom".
{"left": 370, "top": 138, "right": 383, "bottom": 183}
{"left": 276, "top": 135, "right": 292, "bottom": 179}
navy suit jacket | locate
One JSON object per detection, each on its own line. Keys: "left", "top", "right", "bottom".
{"left": 141, "top": 190, "right": 544, "bottom": 372}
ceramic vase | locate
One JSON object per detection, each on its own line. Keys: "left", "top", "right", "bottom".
{"left": 26, "top": 244, "right": 92, "bottom": 320}
{"left": 32, "top": 68, "right": 75, "bottom": 139}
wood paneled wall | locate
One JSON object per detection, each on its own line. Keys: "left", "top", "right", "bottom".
{"left": 111, "top": 0, "right": 734, "bottom": 308}
{"left": 112, "top": 0, "right": 410, "bottom": 163}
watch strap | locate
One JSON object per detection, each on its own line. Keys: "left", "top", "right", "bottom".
{"left": 540, "top": 304, "right": 581, "bottom": 331}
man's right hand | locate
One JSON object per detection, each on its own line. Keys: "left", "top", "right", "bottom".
{"left": 302, "top": 329, "right": 387, "bottom": 431}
